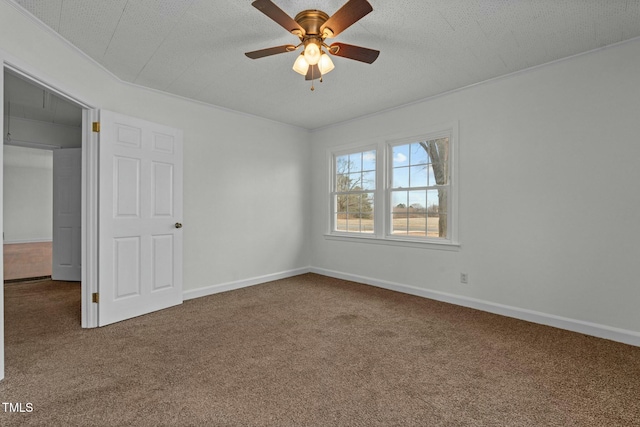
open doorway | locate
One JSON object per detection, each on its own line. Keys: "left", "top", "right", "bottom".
{"left": 1, "top": 60, "right": 183, "bottom": 380}
{"left": 3, "top": 69, "right": 82, "bottom": 300}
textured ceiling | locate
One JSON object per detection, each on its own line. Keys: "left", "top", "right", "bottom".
{"left": 9, "top": 0, "right": 640, "bottom": 129}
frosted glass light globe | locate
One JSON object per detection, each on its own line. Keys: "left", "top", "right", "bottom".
{"left": 303, "top": 42, "right": 321, "bottom": 66}
{"left": 292, "top": 54, "right": 310, "bottom": 75}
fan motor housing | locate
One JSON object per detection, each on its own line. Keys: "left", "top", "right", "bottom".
{"left": 294, "top": 10, "right": 330, "bottom": 36}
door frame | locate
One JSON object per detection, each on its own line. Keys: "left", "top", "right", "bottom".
{"left": 1, "top": 53, "right": 99, "bottom": 379}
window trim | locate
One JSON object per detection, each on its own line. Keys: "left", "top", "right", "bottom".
{"left": 326, "top": 122, "right": 459, "bottom": 249}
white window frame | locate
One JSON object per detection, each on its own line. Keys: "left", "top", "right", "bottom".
{"left": 326, "top": 123, "right": 459, "bottom": 250}
{"left": 329, "top": 144, "right": 379, "bottom": 237}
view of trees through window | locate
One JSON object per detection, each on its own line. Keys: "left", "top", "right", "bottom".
{"left": 332, "top": 135, "right": 450, "bottom": 240}
{"left": 391, "top": 137, "right": 449, "bottom": 238}
{"left": 334, "top": 150, "right": 375, "bottom": 233}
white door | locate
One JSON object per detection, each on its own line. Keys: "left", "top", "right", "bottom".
{"left": 52, "top": 148, "right": 82, "bottom": 281}
{"left": 98, "top": 110, "right": 183, "bottom": 326}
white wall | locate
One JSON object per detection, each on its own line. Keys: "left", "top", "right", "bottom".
{"left": 3, "top": 145, "right": 52, "bottom": 242}
{"left": 310, "top": 38, "right": 640, "bottom": 339}
{"left": 0, "top": 0, "right": 311, "bottom": 293}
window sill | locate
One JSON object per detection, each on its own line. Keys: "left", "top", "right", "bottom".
{"left": 324, "top": 233, "right": 460, "bottom": 251}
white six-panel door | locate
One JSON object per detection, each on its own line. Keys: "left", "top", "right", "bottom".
{"left": 52, "top": 148, "right": 82, "bottom": 281}
{"left": 98, "top": 110, "right": 183, "bottom": 326}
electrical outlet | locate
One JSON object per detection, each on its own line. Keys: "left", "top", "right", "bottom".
{"left": 460, "top": 273, "right": 468, "bottom": 284}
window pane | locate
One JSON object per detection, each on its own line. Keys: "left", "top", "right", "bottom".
{"left": 361, "top": 195, "right": 374, "bottom": 233}
{"left": 411, "top": 143, "right": 429, "bottom": 165}
{"left": 360, "top": 194, "right": 374, "bottom": 220}
{"left": 410, "top": 165, "right": 427, "bottom": 187}
{"left": 348, "top": 172, "right": 363, "bottom": 190}
{"left": 362, "top": 171, "right": 376, "bottom": 190}
{"left": 427, "top": 189, "right": 447, "bottom": 215}
{"left": 349, "top": 153, "right": 362, "bottom": 172}
{"left": 392, "top": 190, "right": 408, "bottom": 209}
{"left": 346, "top": 194, "right": 360, "bottom": 215}
{"left": 425, "top": 137, "right": 449, "bottom": 185}
{"left": 335, "top": 194, "right": 346, "bottom": 232}
{"left": 336, "top": 155, "right": 350, "bottom": 177}
{"left": 362, "top": 150, "right": 376, "bottom": 171}
{"left": 427, "top": 189, "right": 447, "bottom": 238}
{"left": 392, "top": 214, "right": 408, "bottom": 235}
{"left": 427, "top": 165, "right": 436, "bottom": 186}
{"left": 429, "top": 214, "right": 446, "bottom": 238}
{"left": 408, "top": 214, "right": 427, "bottom": 236}
{"left": 392, "top": 144, "right": 409, "bottom": 167}
{"left": 393, "top": 167, "right": 409, "bottom": 188}
{"left": 333, "top": 149, "right": 376, "bottom": 235}
{"left": 336, "top": 195, "right": 347, "bottom": 215}
{"left": 431, "top": 161, "right": 446, "bottom": 185}
{"left": 347, "top": 215, "right": 360, "bottom": 232}
{"left": 409, "top": 190, "right": 426, "bottom": 212}
{"left": 391, "top": 191, "right": 408, "bottom": 235}
{"left": 336, "top": 173, "right": 350, "bottom": 192}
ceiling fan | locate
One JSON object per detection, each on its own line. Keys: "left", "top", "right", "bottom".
{"left": 245, "top": 0, "right": 380, "bottom": 89}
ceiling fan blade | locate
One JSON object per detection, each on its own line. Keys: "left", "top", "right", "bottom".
{"left": 329, "top": 42, "right": 379, "bottom": 64}
{"left": 321, "top": 0, "right": 373, "bottom": 38}
{"left": 251, "top": 0, "right": 305, "bottom": 35}
{"left": 245, "top": 45, "right": 297, "bottom": 59}
{"left": 305, "top": 64, "right": 321, "bottom": 80}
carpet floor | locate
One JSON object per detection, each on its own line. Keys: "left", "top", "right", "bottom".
{"left": 1, "top": 274, "right": 639, "bottom": 426}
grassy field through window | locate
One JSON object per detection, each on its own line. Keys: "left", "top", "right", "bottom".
{"left": 335, "top": 216, "right": 443, "bottom": 237}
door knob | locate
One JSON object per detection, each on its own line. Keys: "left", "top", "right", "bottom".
{"left": 175, "top": 222, "right": 183, "bottom": 229}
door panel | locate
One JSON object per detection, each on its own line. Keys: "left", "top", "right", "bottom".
{"left": 52, "top": 148, "right": 82, "bottom": 281}
{"left": 152, "top": 162, "right": 173, "bottom": 216}
{"left": 98, "top": 110, "right": 183, "bottom": 326}
{"left": 152, "top": 234, "right": 173, "bottom": 290}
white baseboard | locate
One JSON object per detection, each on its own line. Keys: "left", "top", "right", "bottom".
{"left": 4, "top": 239, "right": 52, "bottom": 244}
{"left": 309, "top": 267, "right": 640, "bottom": 347}
{"left": 183, "top": 267, "right": 311, "bottom": 301}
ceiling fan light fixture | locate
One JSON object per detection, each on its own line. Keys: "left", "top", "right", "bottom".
{"left": 318, "top": 52, "right": 335, "bottom": 75}
{"left": 246, "top": 0, "right": 379, "bottom": 88}
{"left": 303, "top": 39, "right": 321, "bottom": 65}
{"left": 292, "top": 53, "right": 310, "bottom": 75}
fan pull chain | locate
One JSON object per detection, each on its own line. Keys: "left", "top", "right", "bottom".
{"left": 310, "top": 66, "right": 315, "bottom": 91}
{"left": 310, "top": 67, "right": 324, "bottom": 91}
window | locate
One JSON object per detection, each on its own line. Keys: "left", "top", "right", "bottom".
{"left": 332, "top": 149, "right": 376, "bottom": 234}
{"left": 328, "top": 126, "right": 457, "bottom": 247}
{"left": 390, "top": 137, "right": 449, "bottom": 239}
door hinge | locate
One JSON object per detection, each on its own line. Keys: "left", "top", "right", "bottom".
{"left": 92, "top": 292, "right": 99, "bottom": 303}
{"left": 92, "top": 122, "right": 100, "bottom": 133}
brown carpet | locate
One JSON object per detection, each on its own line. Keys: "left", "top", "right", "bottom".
{"left": 1, "top": 274, "right": 639, "bottom": 426}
